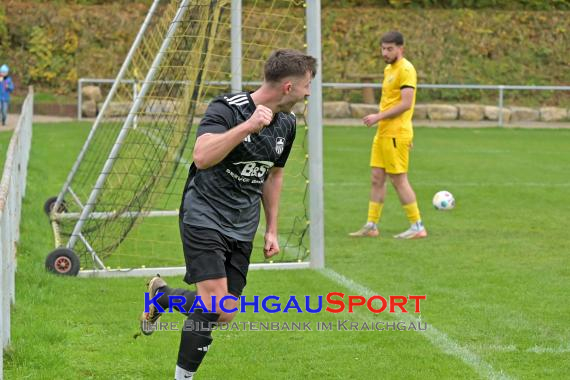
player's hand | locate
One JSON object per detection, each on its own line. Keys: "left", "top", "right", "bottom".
{"left": 263, "top": 231, "right": 280, "bottom": 259}
{"left": 363, "top": 113, "right": 381, "bottom": 127}
{"left": 248, "top": 105, "right": 273, "bottom": 133}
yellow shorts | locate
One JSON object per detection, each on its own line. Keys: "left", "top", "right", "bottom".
{"left": 370, "top": 136, "right": 412, "bottom": 174}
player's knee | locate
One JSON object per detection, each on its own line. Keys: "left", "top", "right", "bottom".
{"left": 217, "top": 295, "right": 238, "bottom": 322}
{"left": 371, "top": 170, "right": 385, "bottom": 187}
{"left": 390, "top": 177, "right": 401, "bottom": 189}
{"left": 389, "top": 173, "right": 407, "bottom": 188}
{"left": 199, "top": 290, "right": 226, "bottom": 313}
{"left": 371, "top": 176, "right": 383, "bottom": 188}
{"left": 200, "top": 291, "right": 239, "bottom": 323}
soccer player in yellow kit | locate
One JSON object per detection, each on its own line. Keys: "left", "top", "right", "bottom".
{"left": 349, "top": 31, "right": 427, "bottom": 239}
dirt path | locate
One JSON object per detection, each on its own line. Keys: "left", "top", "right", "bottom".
{"left": 1, "top": 113, "right": 75, "bottom": 133}
{"left": 1, "top": 112, "right": 569, "bottom": 133}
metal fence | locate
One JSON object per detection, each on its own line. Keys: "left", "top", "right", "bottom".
{"left": 0, "top": 87, "right": 33, "bottom": 379}
{"left": 78, "top": 78, "right": 570, "bottom": 126}
{"left": 326, "top": 83, "right": 570, "bottom": 126}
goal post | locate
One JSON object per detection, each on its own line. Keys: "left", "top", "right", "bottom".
{"left": 306, "top": 0, "right": 324, "bottom": 269}
{"left": 46, "top": 0, "right": 324, "bottom": 277}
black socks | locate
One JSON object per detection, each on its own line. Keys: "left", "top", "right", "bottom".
{"left": 177, "top": 309, "right": 220, "bottom": 372}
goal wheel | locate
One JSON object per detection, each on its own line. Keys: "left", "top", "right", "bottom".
{"left": 43, "top": 196, "right": 67, "bottom": 216}
{"left": 45, "top": 248, "right": 80, "bottom": 276}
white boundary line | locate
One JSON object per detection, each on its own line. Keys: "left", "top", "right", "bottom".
{"left": 320, "top": 268, "right": 513, "bottom": 380}
{"left": 77, "top": 262, "right": 309, "bottom": 278}
{"left": 526, "top": 346, "right": 570, "bottom": 354}
{"left": 472, "top": 344, "right": 570, "bottom": 354}
{"left": 324, "top": 181, "right": 570, "bottom": 188}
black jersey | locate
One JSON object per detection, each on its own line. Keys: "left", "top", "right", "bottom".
{"left": 182, "top": 92, "right": 296, "bottom": 241}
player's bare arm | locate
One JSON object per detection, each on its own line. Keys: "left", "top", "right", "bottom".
{"left": 193, "top": 105, "right": 273, "bottom": 169}
{"left": 362, "top": 87, "right": 414, "bottom": 127}
{"left": 261, "top": 166, "right": 284, "bottom": 258}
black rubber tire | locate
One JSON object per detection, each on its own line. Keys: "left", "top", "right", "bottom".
{"left": 43, "top": 196, "right": 67, "bottom": 216}
{"left": 45, "top": 248, "right": 80, "bottom": 276}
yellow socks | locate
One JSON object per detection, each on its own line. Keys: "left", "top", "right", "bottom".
{"left": 403, "top": 202, "right": 421, "bottom": 225}
{"left": 367, "top": 201, "right": 384, "bottom": 225}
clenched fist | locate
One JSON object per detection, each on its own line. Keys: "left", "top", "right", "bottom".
{"left": 247, "top": 105, "right": 273, "bottom": 133}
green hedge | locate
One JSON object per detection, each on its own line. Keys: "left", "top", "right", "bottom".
{"left": 1, "top": 2, "right": 568, "bottom": 105}
{"left": 325, "top": 0, "right": 570, "bottom": 10}
{"left": 322, "top": 8, "right": 569, "bottom": 105}
{"left": 13, "top": 0, "right": 570, "bottom": 10}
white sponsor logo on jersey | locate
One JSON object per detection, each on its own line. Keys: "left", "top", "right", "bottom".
{"left": 233, "top": 160, "right": 274, "bottom": 178}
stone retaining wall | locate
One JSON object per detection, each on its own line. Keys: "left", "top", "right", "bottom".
{"left": 335, "top": 102, "right": 568, "bottom": 122}
{"left": 78, "top": 92, "right": 570, "bottom": 123}
{"left": 79, "top": 85, "right": 568, "bottom": 122}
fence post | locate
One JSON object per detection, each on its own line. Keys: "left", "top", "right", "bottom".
{"left": 78, "top": 79, "right": 83, "bottom": 120}
{"left": 0, "top": 86, "right": 34, "bottom": 378}
{"left": 498, "top": 85, "right": 504, "bottom": 127}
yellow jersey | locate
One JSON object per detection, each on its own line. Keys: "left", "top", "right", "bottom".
{"left": 377, "top": 57, "right": 417, "bottom": 138}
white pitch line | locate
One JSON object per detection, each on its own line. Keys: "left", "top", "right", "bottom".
{"left": 324, "top": 181, "right": 570, "bottom": 188}
{"left": 320, "top": 268, "right": 513, "bottom": 380}
{"left": 470, "top": 344, "right": 570, "bottom": 354}
{"left": 526, "top": 346, "right": 570, "bottom": 354}
{"left": 329, "top": 147, "right": 568, "bottom": 156}
{"left": 330, "top": 147, "right": 516, "bottom": 154}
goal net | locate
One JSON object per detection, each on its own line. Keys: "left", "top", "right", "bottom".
{"left": 47, "top": 0, "right": 323, "bottom": 276}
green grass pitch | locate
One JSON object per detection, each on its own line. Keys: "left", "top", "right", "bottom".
{"left": 3, "top": 121, "right": 569, "bottom": 379}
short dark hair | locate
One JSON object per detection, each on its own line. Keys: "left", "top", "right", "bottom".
{"left": 381, "top": 31, "right": 404, "bottom": 46}
{"left": 264, "top": 49, "right": 317, "bottom": 83}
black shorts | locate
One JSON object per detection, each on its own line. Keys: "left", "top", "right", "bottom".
{"left": 180, "top": 223, "right": 253, "bottom": 297}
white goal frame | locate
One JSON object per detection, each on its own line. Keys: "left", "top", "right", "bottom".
{"left": 50, "top": 0, "right": 324, "bottom": 277}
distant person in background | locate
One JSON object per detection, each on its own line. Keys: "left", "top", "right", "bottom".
{"left": 0, "top": 64, "right": 14, "bottom": 126}
{"left": 349, "top": 31, "right": 426, "bottom": 239}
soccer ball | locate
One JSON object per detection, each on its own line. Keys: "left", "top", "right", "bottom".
{"left": 432, "top": 191, "right": 455, "bottom": 210}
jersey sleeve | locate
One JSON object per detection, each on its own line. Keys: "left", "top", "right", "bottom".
{"left": 196, "top": 99, "right": 236, "bottom": 137}
{"left": 400, "top": 65, "right": 417, "bottom": 90}
{"left": 274, "top": 118, "right": 296, "bottom": 168}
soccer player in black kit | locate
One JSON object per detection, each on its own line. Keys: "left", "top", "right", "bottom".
{"left": 140, "top": 49, "right": 317, "bottom": 379}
